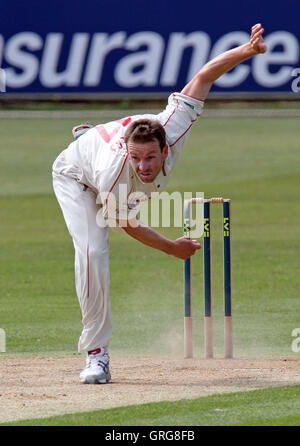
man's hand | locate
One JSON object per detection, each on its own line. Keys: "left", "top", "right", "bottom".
{"left": 250, "top": 23, "right": 267, "bottom": 54}
{"left": 181, "top": 23, "right": 267, "bottom": 101}
{"left": 170, "top": 236, "right": 201, "bottom": 260}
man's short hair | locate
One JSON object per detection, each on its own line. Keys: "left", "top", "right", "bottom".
{"left": 124, "top": 119, "right": 166, "bottom": 151}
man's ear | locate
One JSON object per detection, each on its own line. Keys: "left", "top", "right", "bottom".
{"left": 162, "top": 144, "right": 168, "bottom": 159}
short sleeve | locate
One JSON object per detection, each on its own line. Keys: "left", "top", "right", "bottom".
{"left": 156, "top": 92, "right": 204, "bottom": 152}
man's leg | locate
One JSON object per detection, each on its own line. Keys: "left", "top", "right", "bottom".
{"left": 53, "top": 174, "right": 112, "bottom": 370}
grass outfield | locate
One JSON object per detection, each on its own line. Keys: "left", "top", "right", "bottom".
{"left": 0, "top": 114, "right": 300, "bottom": 425}
{"left": 2, "top": 386, "right": 300, "bottom": 426}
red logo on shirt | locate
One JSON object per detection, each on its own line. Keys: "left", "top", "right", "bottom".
{"left": 96, "top": 119, "right": 132, "bottom": 158}
{"left": 96, "top": 125, "right": 120, "bottom": 144}
{"left": 96, "top": 118, "right": 132, "bottom": 144}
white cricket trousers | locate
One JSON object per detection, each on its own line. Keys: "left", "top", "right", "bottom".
{"left": 52, "top": 173, "right": 112, "bottom": 353}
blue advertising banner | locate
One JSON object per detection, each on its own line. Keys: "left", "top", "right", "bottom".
{"left": 0, "top": 0, "right": 300, "bottom": 97}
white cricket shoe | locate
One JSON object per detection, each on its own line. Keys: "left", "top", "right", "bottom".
{"left": 80, "top": 351, "right": 111, "bottom": 384}
{"left": 72, "top": 122, "right": 94, "bottom": 140}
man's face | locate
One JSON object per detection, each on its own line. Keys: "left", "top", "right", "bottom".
{"left": 127, "top": 139, "right": 168, "bottom": 183}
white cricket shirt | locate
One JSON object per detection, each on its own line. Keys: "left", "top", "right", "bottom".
{"left": 53, "top": 92, "right": 204, "bottom": 224}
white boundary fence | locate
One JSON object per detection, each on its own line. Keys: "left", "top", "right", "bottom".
{"left": 1, "top": 109, "right": 300, "bottom": 119}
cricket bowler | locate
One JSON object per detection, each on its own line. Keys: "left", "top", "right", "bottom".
{"left": 52, "top": 24, "right": 266, "bottom": 383}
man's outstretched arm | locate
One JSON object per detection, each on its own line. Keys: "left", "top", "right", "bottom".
{"left": 122, "top": 220, "right": 201, "bottom": 260}
{"left": 181, "top": 23, "right": 267, "bottom": 101}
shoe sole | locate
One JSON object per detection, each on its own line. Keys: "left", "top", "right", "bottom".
{"left": 80, "top": 372, "right": 111, "bottom": 384}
